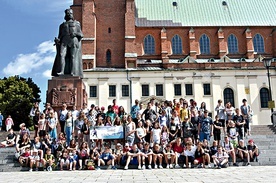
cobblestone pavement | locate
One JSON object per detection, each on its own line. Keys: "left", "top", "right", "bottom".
{"left": 0, "top": 166, "right": 273, "bottom": 183}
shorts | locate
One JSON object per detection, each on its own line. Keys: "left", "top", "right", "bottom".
{"left": 199, "top": 132, "right": 210, "bottom": 142}
{"left": 214, "top": 133, "right": 221, "bottom": 141}
{"left": 219, "top": 119, "right": 225, "bottom": 127}
{"left": 195, "top": 157, "right": 204, "bottom": 164}
{"left": 186, "top": 156, "right": 195, "bottom": 163}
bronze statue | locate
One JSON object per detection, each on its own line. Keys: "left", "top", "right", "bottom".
{"left": 51, "top": 9, "right": 83, "bottom": 77}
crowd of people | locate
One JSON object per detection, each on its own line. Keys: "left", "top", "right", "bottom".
{"left": 0, "top": 97, "right": 259, "bottom": 171}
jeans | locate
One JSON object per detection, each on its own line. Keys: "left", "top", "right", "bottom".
{"left": 66, "top": 126, "right": 72, "bottom": 146}
{"left": 49, "top": 128, "right": 57, "bottom": 140}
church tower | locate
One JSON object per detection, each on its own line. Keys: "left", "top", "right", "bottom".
{"left": 72, "top": 0, "right": 129, "bottom": 69}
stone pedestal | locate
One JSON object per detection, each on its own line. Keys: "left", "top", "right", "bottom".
{"left": 47, "top": 76, "right": 87, "bottom": 111}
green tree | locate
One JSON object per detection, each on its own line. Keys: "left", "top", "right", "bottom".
{"left": 0, "top": 76, "right": 41, "bottom": 130}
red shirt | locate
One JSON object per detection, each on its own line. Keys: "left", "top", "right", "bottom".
{"left": 172, "top": 143, "right": 184, "bottom": 154}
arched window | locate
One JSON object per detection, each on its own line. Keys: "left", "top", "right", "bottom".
{"left": 253, "top": 34, "right": 265, "bottom": 53}
{"left": 228, "top": 34, "right": 238, "bottom": 53}
{"left": 223, "top": 88, "right": 235, "bottom": 107}
{"left": 144, "top": 35, "right": 155, "bottom": 55}
{"left": 199, "top": 34, "right": 210, "bottom": 54}
{"left": 172, "top": 35, "right": 182, "bottom": 54}
{"left": 106, "top": 49, "right": 111, "bottom": 63}
{"left": 260, "top": 87, "right": 269, "bottom": 108}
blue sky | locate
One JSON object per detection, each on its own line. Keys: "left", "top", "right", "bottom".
{"left": 0, "top": 0, "right": 72, "bottom": 106}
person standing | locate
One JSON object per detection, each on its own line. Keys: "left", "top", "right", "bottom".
{"left": 215, "top": 99, "right": 226, "bottom": 135}
{"left": 130, "top": 99, "right": 140, "bottom": 124}
{"left": 5, "top": 115, "right": 14, "bottom": 132}
{"left": 198, "top": 110, "right": 213, "bottom": 142}
{"left": 240, "top": 99, "right": 252, "bottom": 136}
{"left": 59, "top": 103, "right": 68, "bottom": 134}
{"left": 0, "top": 111, "right": 4, "bottom": 131}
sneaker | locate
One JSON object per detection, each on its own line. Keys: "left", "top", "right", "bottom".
{"left": 47, "top": 166, "right": 51, "bottom": 171}
{"left": 142, "top": 165, "right": 145, "bottom": 170}
{"left": 159, "top": 165, "right": 163, "bottom": 169}
{"left": 148, "top": 165, "right": 152, "bottom": 170}
{"left": 96, "top": 167, "right": 101, "bottom": 170}
{"left": 169, "top": 164, "right": 173, "bottom": 169}
{"left": 208, "top": 164, "right": 212, "bottom": 168}
{"left": 138, "top": 165, "right": 142, "bottom": 170}
{"left": 154, "top": 164, "right": 158, "bottom": 169}
{"left": 197, "top": 164, "right": 202, "bottom": 168}
{"left": 247, "top": 163, "right": 251, "bottom": 166}
{"left": 124, "top": 166, "right": 128, "bottom": 170}
{"left": 214, "top": 164, "right": 217, "bottom": 168}
{"left": 183, "top": 164, "right": 186, "bottom": 168}
{"left": 107, "top": 165, "right": 112, "bottom": 169}
{"left": 233, "top": 163, "right": 239, "bottom": 167}
{"left": 166, "top": 165, "right": 169, "bottom": 169}
{"left": 29, "top": 169, "right": 33, "bottom": 172}
{"left": 112, "top": 166, "right": 117, "bottom": 170}
{"left": 175, "top": 164, "right": 181, "bottom": 169}
{"left": 35, "top": 168, "right": 38, "bottom": 171}
{"left": 256, "top": 157, "right": 259, "bottom": 162}
{"left": 218, "top": 165, "right": 221, "bottom": 169}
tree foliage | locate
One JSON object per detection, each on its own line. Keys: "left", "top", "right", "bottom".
{"left": 0, "top": 76, "right": 41, "bottom": 130}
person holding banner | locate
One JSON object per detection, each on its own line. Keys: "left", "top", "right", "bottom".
{"left": 125, "top": 115, "right": 136, "bottom": 147}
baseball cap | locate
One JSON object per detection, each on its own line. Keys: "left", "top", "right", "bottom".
{"left": 248, "top": 139, "right": 254, "bottom": 143}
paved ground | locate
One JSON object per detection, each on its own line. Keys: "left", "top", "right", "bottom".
{"left": 0, "top": 166, "right": 273, "bottom": 183}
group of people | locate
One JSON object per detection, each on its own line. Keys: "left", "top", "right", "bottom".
{"left": 0, "top": 97, "right": 259, "bottom": 171}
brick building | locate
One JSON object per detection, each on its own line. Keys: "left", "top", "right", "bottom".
{"left": 71, "top": 0, "right": 276, "bottom": 125}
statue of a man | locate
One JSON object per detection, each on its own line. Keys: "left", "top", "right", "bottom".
{"left": 52, "top": 9, "right": 83, "bottom": 77}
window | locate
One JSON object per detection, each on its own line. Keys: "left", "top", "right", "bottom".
{"left": 156, "top": 84, "right": 163, "bottom": 96}
{"left": 203, "top": 83, "right": 211, "bottom": 95}
{"left": 185, "top": 84, "right": 193, "bottom": 95}
{"left": 109, "top": 85, "right": 116, "bottom": 97}
{"left": 122, "top": 85, "right": 129, "bottom": 97}
{"left": 172, "top": 35, "right": 182, "bottom": 54}
{"left": 106, "top": 49, "right": 111, "bottom": 63}
{"left": 199, "top": 34, "right": 210, "bottom": 54}
{"left": 228, "top": 34, "right": 238, "bottom": 53}
{"left": 89, "top": 86, "right": 97, "bottom": 97}
{"left": 144, "top": 35, "right": 155, "bottom": 55}
{"left": 174, "top": 84, "right": 182, "bottom": 96}
{"left": 142, "top": 85, "right": 149, "bottom": 96}
{"left": 260, "top": 88, "right": 269, "bottom": 108}
{"left": 223, "top": 88, "right": 235, "bottom": 107}
{"left": 253, "top": 34, "right": 265, "bottom": 53}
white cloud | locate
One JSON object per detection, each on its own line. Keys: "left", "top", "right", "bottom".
{"left": 42, "top": 69, "right": 52, "bottom": 78}
{"left": 3, "top": 40, "right": 55, "bottom": 76}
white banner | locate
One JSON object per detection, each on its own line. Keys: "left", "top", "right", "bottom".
{"left": 90, "top": 126, "right": 124, "bottom": 140}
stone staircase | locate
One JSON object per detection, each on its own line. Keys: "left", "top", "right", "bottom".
{"left": 248, "top": 125, "right": 276, "bottom": 166}
{"left": 0, "top": 125, "right": 275, "bottom": 171}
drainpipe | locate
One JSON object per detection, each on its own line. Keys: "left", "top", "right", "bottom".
{"left": 126, "top": 69, "right": 132, "bottom": 111}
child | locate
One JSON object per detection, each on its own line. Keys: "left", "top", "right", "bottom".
{"left": 37, "top": 113, "right": 46, "bottom": 137}
{"left": 236, "top": 140, "right": 250, "bottom": 166}
{"left": 141, "top": 142, "right": 153, "bottom": 169}
{"left": 163, "top": 143, "right": 175, "bottom": 169}
{"left": 69, "top": 150, "right": 78, "bottom": 171}
{"left": 44, "top": 148, "right": 55, "bottom": 171}
{"left": 29, "top": 149, "right": 41, "bottom": 172}
{"left": 60, "top": 149, "right": 70, "bottom": 170}
{"left": 18, "top": 147, "right": 31, "bottom": 166}
{"left": 227, "top": 120, "right": 239, "bottom": 148}
{"left": 212, "top": 145, "right": 229, "bottom": 169}
{"left": 152, "top": 143, "right": 164, "bottom": 169}
{"left": 97, "top": 145, "right": 116, "bottom": 170}
{"left": 213, "top": 115, "right": 223, "bottom": 145}
{"left": 161, "top": 125, "right": 169, "bottom": 145}
{"left": 247, "top": 139, "right": 259, "bottom": 162}
{"left": 151, "top": 122, "right": 161, "bottom": 145}
{"left": 0, "top": 128, "right": 16, "bottom": 147}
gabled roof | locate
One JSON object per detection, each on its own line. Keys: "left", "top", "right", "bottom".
{"left": 135, "top": 0, "right": 276, "bottom": 27}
